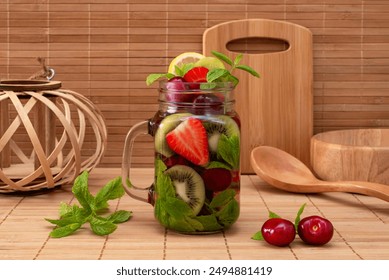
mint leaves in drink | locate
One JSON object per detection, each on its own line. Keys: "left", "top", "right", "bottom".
{"left": 46, "top": 171, "right": 132, "bottom": 238}
{"left": 146, "top": 50, "right": 259, "bottom": 86}
{"left": 207, "top": 51, "right": 260, "bottom": 86}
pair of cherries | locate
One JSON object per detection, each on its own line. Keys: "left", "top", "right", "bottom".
{"left": 261, "top": 216, "right": 333, "bottom": 247}
{"left": 255, "top": 204, "right": 334, "bottom": 247}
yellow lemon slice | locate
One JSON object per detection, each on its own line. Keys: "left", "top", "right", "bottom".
{"left": 168, "top": 52, "right": 205, "bottom": 75}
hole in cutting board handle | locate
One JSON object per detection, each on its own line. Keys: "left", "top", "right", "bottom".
{"left": 226, "top": 37, "right": 290, "bottom": 54}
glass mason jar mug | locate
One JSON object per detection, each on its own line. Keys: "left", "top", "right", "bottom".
{"left": 122, "top": 81, "right": 241, "bottom": 234}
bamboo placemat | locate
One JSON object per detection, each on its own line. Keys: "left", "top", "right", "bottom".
{"left": 0, "top": 168, "right": 388, "bottom": 260}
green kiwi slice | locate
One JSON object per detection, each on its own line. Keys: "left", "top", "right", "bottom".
{"left": 165, "top": 165, "right": 205, "bottom": 215}
{"left": 155, "top": 113, "right": 192, "bottom": 157}
{"left": 204, "top": 115, "right": 240, "bottom": 153}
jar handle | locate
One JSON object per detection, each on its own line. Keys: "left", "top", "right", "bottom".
{"left": 121, "top": 120, "right": 152, "bottom": 203}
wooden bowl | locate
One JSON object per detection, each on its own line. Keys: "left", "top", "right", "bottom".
{"left": 311, "top": 129, "right": 389, "bottom": 185}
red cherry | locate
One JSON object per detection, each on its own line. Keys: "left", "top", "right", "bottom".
{"left": 165, "top": 77, "right": 197, "bottom": 103}
{"left": 261, "top": 218, "right": 296, "bottom": 247}
{"left": 298, "top": 215, "right": 334, "bottom": 245}
{"left": 190, "top": 94, "right": 223, "bottom": 115}
{"left": 201, "top": 168, "right": 232, "bottom": 192}
{"left": 163, "top": 155, "right": 190, "bottom": 168}
{"left": 166, "top": 77, "right": 187, "bottom": 91}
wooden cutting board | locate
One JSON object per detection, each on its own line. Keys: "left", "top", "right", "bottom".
{"left": 203, "top": 19, "right": 313, "bottom": 174}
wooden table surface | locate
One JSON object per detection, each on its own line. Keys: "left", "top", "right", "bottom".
{"left": 1, "top": 168, "right": 389, "bottom": 260}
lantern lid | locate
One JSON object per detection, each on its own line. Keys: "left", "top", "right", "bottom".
{"left": 0, "top": 79, "right": 61, "bottom": 91}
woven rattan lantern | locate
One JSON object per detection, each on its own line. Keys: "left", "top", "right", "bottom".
{"left": 0, "top": 79, "right": 107, "bottom": 194}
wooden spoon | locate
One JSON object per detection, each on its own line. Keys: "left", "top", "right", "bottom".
{"left": 250, "top": 145, "right": 389, "bottom": 202}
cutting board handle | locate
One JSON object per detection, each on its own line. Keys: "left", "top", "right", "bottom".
{"left": 203, "top": 18, "right": 312, "bottom": 56}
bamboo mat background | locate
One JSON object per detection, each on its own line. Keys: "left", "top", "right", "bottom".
{"left": 1, "top": 168, "right": 389, "bottom": 260}
{"left": 1, "top": 1, "right": 389, "bottom": 168}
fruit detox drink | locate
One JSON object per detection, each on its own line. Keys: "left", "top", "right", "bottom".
{"left": 122, "top": 51, "right": 259, "bottom": 234}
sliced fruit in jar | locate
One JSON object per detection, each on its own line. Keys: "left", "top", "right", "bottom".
{"left": 168, "top": 52, "right": 204, "bottom": 76}
{"left": 183, "top": 66, "right": 209, "bottom": 83}
{"left": 166, "top": 77, "right": 187, "bottom": 91}
{"left": 205, "top": 115, "right": 240, "bottom": 154}
{"left": 155, "top": 113, "right": 193, "bottom": 157}
{"left": 201, "top": 168, "right": 232, "bottom": 192}
{"left": 191, "top": 94, "right": 224, "bottom": 115}
{"left": 164, "top": 154, "right": 190, "bottom": 168}
{"left": 165, "top": 165, "right": 205, "bottom": 215}
{"left": 164, "top": 77, "right": 198, "bottom": 103}
{"left": 166, "top": 118, "right": 209, "bottom": 166}
{"left": 194, "top": 56, "right": 225, "bottom": 70}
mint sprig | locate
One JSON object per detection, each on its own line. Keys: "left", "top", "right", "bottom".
{"left": 211, "top": 50, "right": 260, "bottom": 78}
{"left": 145, "top": 50, "right": 259, "bottom": 86}
{"left": 46, "top": 171, "right": 132, "bottom": 238}
{"left": 205, "top": 51, "right": 259, "bottom": 87}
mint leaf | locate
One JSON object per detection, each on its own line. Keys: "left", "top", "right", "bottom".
{"left": 47, "top": 205, "right": 89, "bottom": 227}
{"left": 235, "top": 65, "right": 260, "bottom": 77}
{"left": 294, "top": 203, "right": 306, "bottom": 230}
{"left": 217, "top": 134, "right": 240, "bottom": 169}
{"left": 59, "top": 202, "right": 73, "bottom": 216}
{"left": 49, "top": 223, "right": 82, "bottom": 238}
{"left": 184, "top": 216, "right": 204, "bottom": 231}
{"left": 168, "top": 216, "right": 195, "bottom": 232}
{"left": 155, "top": 159, "right": 167, "bottom": 175}
{"left": 200, "top": 83, "right": 217, "bottom": 90}
{"left": 156, "top": 171, "right": 175, "bottom": 199}
{"left": 45, "top": 217, "right": 78, "bottom": 227}
{"left": 233, "top": 53, "right": 243, "bottom": 66}
{"left": 107, "top": 210, "right": 133, "bottom": 224}
{"left": 93, "top": 176, "right": 124, "bottom": 211}
{"left": 216, "top": 198, "right": 239, "bottom": 227}
{"left": 225, "top": 73, "right": 239, "bottom": 86}
{"left": 181, "top": 63, "right": 195, "bottom": 76}
{"left": 72, "top": 171, "right": 94, "bottom": 212}
{"left": 155, "top": 199, "right": 170, "bottom": 227}
{"left": 251, "top": 230, "right": 264, "bottom": 240}
{"left": 61, "top": 205, "right": 89, "bottom": 222}
{"left": 89, "top": 215, "right": 117, "bottom": 236}
{"left": 211, "top": 51, "right": 233, "bottom": 66}
{"left": 210, "top": 189, "right": 236, "bottom": 208}
{"left": 173, "top": 63, "right": 195, "bottom": 77}
{"left": 207, "top": 68, "right": 229, "bottom": 83}
{"left": 155, "top": 195, "right": 203, "bottom": 232}
{"left": 146, "top": 73, "right": 174, "bottom": 86}
{"left": 165, "top": 196, "right": 194, "bottom": 218}
{"left": 195, "top": 215, "right": 223, "bottom": 231}
{"left": 206, "top": 161, "right": 232, "bottom": 170}
{"left": 174, "top": 65, "right": 183, "bottom": 76}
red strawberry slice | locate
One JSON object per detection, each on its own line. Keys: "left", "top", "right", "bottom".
{"left": 166, "top": 118, "right": 209, "bottom": 166}
{"left": 183, "top": 66, "right": 209, "bottom": 83}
